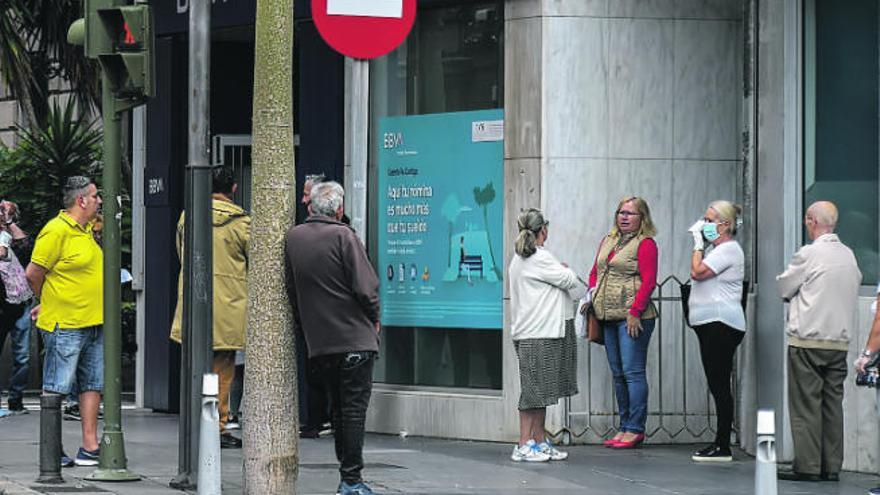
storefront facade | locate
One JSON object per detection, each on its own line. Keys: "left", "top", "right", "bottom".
{"left": 128, "top": 0, "right": 880, "bottom": 473}
{"left": 359, "top": 0, "right": 880, "bottom": 474}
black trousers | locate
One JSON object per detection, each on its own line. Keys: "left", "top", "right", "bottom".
{"left": 295, "top": 327, "right": 331, "bottom": 431}
{"left": 693, "top": 322, "right": 744, "bottom": 449}
{"left": 314, "top": 351, "right": 376, "bottom": 485}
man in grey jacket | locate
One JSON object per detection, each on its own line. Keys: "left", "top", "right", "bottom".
{"left": 776, "top": 201, "right": 861, "bottom": 482}
{"left": 285, "top": 181, "right": 380, "bottom": 495}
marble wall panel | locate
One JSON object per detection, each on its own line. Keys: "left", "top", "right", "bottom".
{"left": 544, "top": 17, "right": 608, "bottom": 159}
{"left": 602, "top": 159, "right": 675, "bottom": 278}
{"left": 676, "top": 0, "right": 743, "bottom": 21}
{"left": 541, "top": 158, "right": 609, "bottom": 278}
{"left": 608, "top": 0, "right": 676, "bottom": 19}
{"left": 542, "top": 0, "right": 607, "bottom": 17}
{"left": 504, "top": 17, "right": 542, "bottom": 160}
{"left": 673, "top": 20, "right": 741, "bottom": 161}
{"left": 506, "top": 0, "right": 541, "bottom": 20}
{"left": 669, "top": 160, "right": 741, "bottom": 283}
{"left": 737, "top": 294, "right": 758, "bottom": 454}
{"left": 607, "top": 19, "right": 675, "bottom": 159}
{"left": 503, "top": 158, "right": 542, "bottom": 299}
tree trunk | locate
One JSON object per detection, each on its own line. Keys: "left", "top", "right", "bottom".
{"left": 242, "top": 0, "right": 297, "bottom": 492}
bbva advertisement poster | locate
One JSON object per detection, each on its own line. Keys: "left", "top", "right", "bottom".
{"left": 377, "top": 109, "right": 504, "bottom": 329}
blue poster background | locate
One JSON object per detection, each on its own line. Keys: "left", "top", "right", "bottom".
{"left": 378, "top": 110, "right": 504, "bottom": 329}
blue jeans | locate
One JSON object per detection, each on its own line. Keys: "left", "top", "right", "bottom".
{"left": 41, "top": 326, "right": 104, "bottom": 395}
{"left": 0, "top": 301, "right": 31, "bottom": 401}
{"left": 602, "top": 318, "right": 655, "bottom": 434}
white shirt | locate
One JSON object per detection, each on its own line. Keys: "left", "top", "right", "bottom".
{"left": 509, "top": 247, "right": 580, "bottom": 340}
{"left": 689, "top": 240, "right": 746, "bottom": 331}
{"left": 872, "top": 282, "right": 879, "bottom": 315}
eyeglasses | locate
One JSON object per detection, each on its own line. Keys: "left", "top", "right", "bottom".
{"left": 617, "top": 210, "right": 640, "bottom": 217}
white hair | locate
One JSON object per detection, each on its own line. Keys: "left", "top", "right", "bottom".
{"left": 310, "top": 181, "right": 344, "bottom": 217}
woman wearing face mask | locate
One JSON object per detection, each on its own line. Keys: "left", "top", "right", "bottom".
{"left": 588, "top": 196, "right": 658, "bottom": 449}
{"left": 687, "top": 200, "right": 745, "bottom": 462}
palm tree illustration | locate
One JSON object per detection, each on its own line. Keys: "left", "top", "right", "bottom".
{"left": 441, "top": 194, "right": 462, "bottom": 268}
{"left": 473, "top": 182, "right": 502, "bottom": 280}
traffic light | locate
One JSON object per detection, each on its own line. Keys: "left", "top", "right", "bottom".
{"left": 69, "top": 0, "right": 154, "bottom": 105}
{"left": 98, "top": 5, "right": 154, "bottom": 99}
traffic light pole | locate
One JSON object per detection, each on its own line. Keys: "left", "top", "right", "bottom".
{"left": 86, "top": 74, "right": 140, "bottom": 484}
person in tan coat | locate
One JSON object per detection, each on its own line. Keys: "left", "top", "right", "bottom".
{"left": 170, "top": 167, "right": 250, "bottom": 449}
{"left": 776, "top": 201, "right": 861, "bottom": 482}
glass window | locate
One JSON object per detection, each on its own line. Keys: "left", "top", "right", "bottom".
{"left": 369, "top": 1, "right": 504, "bottom": 389}
{"left": 804, "top": 0, "right": 879, "bottom": 283}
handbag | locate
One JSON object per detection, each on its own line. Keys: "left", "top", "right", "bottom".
{"left": 587, "top": 306, "right": 603, "bottom": 345}
{"left": 680, "top": 279, "right": 750, "bottom": 328}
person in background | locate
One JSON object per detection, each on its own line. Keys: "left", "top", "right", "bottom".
{"left": 855, "top": 282, "right": 880, "bottom": 495}
{"left": 776, "top": 201, "right": 861, "bottom": 482}
{"left": 0, "top": 201, "right": 33, "bottom": 414}
{"left": 296, "top": 173, "right": 333, "bottom": 439}
{"left": 686, "top": 201, "right": 746, "bottom": 462}
{"left": 170, "top": 167, "right": 250, "bottom": 449}
{"left": 588, "top": 196, "right": 658, "bottom": 449}
{"left": 508, "top": 208, "right": 580, "bottom": 463}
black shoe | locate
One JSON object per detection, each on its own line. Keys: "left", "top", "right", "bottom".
{"left": 220, "top": 433, "right": 242, "bottom": 449}
{"left": 777, "top": 470, "right": 822, "bottom": 482}
{"left": 868, "top": 486, "right": 880, "bottom": 495}
{"left": 7, "top": 399, "right": 27, "bottom": 415}
{"left": 63, "top": 404, "right": 81, "bottom": 421}
{"left": 820, "top": 472, "right": 839, "bottom": 482}
{"left": 299, "top": 428, "right": 320, "bottom": 439}
{"left": 691, "top": 444, "right": 732, "bottom": 462}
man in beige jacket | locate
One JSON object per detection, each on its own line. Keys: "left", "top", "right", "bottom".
{"left": 776, "top": 201, "right": 861, "bottom": 482}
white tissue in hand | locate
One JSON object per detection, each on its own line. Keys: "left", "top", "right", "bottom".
{"left": 687, "top": 219, "right": 705, "bottom": 233}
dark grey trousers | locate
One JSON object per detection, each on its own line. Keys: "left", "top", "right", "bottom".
{"left": 788, "top": 346, "right": 847, "bottom": 475}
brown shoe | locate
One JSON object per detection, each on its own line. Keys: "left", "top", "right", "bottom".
{"left": 777, "top": 470, "right": 821, "bottom": 482}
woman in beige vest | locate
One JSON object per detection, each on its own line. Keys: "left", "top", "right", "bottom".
{"left": 587, "top": 197, "right": 658, "bottom": 449}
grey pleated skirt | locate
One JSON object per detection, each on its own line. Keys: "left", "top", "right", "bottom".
{"left": 514, "top": 319, "right": 578, "bottom": 410}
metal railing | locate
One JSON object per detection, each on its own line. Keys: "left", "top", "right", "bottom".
{"left": 554, "top": 275, "right": 740, "bottom": 444}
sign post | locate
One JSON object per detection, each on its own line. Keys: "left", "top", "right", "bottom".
{"left": 311, "top": 0, "right": 416, "bottom": 240}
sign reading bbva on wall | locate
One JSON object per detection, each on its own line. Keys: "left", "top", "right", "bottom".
{"left": 378, "top": 110, "right": 504, "bottom": 329}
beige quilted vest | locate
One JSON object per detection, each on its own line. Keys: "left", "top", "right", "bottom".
{"left": 593, "top": 234, "right": 658, "bottom": 321}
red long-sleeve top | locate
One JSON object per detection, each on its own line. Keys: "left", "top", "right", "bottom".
{"left": 588, "top": 237, "right": 658, "bottom": 318}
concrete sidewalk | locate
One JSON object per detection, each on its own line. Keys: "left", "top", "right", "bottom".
{"left": 0, "top": 404, "right": 877, "bottom": 494}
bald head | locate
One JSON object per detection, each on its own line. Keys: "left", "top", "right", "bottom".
{"left": 805, "top": 201, "right": 838, "bottom": 240}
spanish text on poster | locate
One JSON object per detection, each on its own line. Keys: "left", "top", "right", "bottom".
{"left": 378, "top": 110, "right": 504, "bottom": 329}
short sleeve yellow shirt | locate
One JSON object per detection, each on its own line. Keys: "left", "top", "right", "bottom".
{"left": 31, "top": 211, "right": 103, "bottom": 331}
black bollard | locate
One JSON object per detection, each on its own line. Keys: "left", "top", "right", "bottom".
{"left": 37, "top": 393, "right": 64, "bottom": 484}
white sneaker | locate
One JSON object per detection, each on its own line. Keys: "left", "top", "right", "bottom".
{"left": 510, "top": 440, "right": 550, "bottom": 462}
{"left": 538, "top": 441, "right": 568, "bottom": 461}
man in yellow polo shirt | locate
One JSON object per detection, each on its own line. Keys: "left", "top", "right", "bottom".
{"left": 25, "top": 176, "right": 103, "bottom": 468}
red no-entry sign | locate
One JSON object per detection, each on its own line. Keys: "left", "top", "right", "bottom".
{"left": 311, "top": 0, "right": 417, "bottom": 60}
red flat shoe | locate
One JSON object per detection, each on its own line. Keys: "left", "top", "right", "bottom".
{"left": 603, "top": 438, "right": 619, "bottom": 447}
{"left": 611, "top": 433, "right": 645, "bottom": 449}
